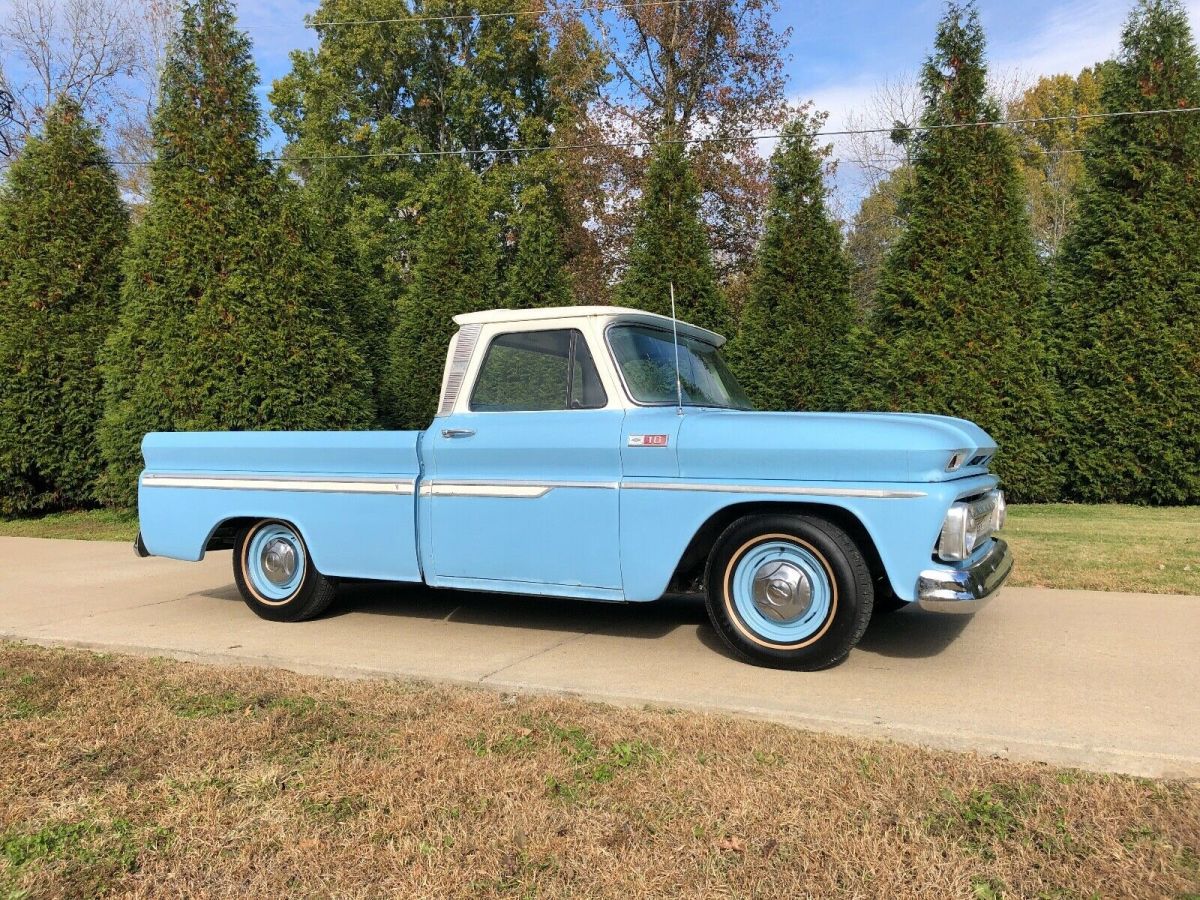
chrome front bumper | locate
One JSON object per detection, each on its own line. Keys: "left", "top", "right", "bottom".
{"left": 917, "top": 538, "right": 1013, "bottom": 614}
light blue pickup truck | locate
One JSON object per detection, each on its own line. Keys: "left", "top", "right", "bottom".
{"left": 136, "top": 306, "right": 1011, "bottom": 670}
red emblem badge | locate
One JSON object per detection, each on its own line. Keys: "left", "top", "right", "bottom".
{"left": 628, "top": 434, "right": 669, "bottom": 447}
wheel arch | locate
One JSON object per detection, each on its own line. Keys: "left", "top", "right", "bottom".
{"left": 666, "top": 501, "right": 893, "bottom": 603}
{"left": 206, "top": 515, "right": 321, "bottom": 558}
{"left": 203, "top": 516, "right": 261, "bottom": 553}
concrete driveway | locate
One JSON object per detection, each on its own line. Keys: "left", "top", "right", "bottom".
{"left": 2, "top": 535, "right": 1197, "bottom": 779}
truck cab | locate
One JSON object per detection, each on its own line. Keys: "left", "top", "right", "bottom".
{"left": 137, "top": 306, "right": 1012, "bottom": 670}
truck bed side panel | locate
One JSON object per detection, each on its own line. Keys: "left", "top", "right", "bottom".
{"left": 139, "top": 431, "right": 422, "bottom": 583}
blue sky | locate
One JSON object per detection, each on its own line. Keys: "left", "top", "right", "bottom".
{"left": 784, "top": 0, "right": 1200, "bottom": 121}
{"left": 779, "top": 0, "right": 1200, "bottom": 201}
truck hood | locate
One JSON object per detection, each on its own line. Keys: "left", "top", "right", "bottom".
{"left": 676, "top": 410, "right": 998, "bottom": 484}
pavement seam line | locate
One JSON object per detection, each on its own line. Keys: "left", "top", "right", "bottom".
{"left": 476, "top": 630, "right": 594, "bottom": 683}
{"left": 6, "top": 593, "right": 188, "bottom": 631}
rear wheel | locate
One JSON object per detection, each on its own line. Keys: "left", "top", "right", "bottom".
{"left": 704, "top": 514, "right": 874, "bottom": 670}
{"left": 233, "top": 520, "right": 338, "bottom": 622}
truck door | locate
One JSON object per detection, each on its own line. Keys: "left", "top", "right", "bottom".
{"left": 426, "top": 327, "right": 624, "bottom": 594}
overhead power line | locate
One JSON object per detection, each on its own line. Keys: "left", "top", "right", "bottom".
{"left": 243, "top": 0, "right": 695, "bottom": 29}
{"left": 99, "top": 105, "right": 1200, "bottom": 168}
{"left": 820, "top": 105, "right": 1200, "bottom": 138}
{"left": 264, "top": 105, "right": 1200, "bottom": 163}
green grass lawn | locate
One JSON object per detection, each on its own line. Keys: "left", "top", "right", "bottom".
{"left": 1004, "top": 503, "right": 1200, "bottom": 595}
{"left": 1, "top": 503, "right": 1198, "bottom": 595}
{"left": 0, "top": 508, "right": 138, "bottom": 543}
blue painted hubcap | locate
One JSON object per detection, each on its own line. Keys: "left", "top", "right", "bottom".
{"left": 247, "top": 523, "right": 306, "bottom": 603}
{"left": 730, "top": 540, "right": 833, "bottom": 645}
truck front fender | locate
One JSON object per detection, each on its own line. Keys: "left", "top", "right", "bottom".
{"left": 617, "top": 475, "right": 999, "bottom": 603}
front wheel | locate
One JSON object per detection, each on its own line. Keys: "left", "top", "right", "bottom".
{"left": 233, "top": 520, "right": 338, "bottom": 622}
{"left": 704, "top": 514, "right": 874, "bottom": 670}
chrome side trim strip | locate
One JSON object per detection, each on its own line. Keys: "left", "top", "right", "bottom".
{"left": 433, "top": 484, "right": 552, "bottom": 499}
{"left": 423, "top": 479, "right": 619, "bottom": 499}
{"left": 620, "top": 481, "right": 927, "bottom": 499}
{"left": 141, "top": 473, "right": 417, "bottom": 495}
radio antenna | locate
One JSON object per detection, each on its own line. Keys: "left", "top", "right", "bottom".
{"left": 669, "top": 281, "right": 683, "bottom": 416}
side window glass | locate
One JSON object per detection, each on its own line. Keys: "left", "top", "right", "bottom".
{"left": 471, "top": 329, "right": 608, "bottom": 412}
{"left": 569, "top": 335, "right": 608, "bottom": 409}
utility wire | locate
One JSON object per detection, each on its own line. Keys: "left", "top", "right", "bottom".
{"left": 319, "top": 0, "right": 689, "bottom": 27}
{"left": 821, "top": 105, "right": 1200, "bottom": 137}
{"left": 241, "top": 0, "right": 693, "bottom": 29}
{"left": 265, "top": 105, "right": 1200, "bottom": 163}
{"left": 267, "top": 0, "right": 696, "bottom": 29}
{"left": 98, "top": 105, "right": 1200, "bottom": 167}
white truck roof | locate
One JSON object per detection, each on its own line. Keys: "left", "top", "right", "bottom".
{"left": 452, "top": 306, "right": 727, "bottom": 347}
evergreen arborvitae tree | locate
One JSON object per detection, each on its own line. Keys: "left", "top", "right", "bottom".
{"left": 99, "top": 0, "right": 373, "bottom": 507}
{"left": 863, "top": 1, "right": 1062, "bottom": 502}
{"left": 616, "top": 141, "right": 728, "bottom": 334}
{"left": 300, "top": 181, "right": 398, "bottom": 427}
{"left": 270, "top": 0, "right": 585, "bottom": 376}
{"left": 384, "top": 159, "right": 499, "bottom": 429}
{"left": 728, "top": 115, "right": 856, "bottom": 411}
{"left": 502, "top": 146, "right": 573, "bottom": 310}
{"left": 0, "top": 100, "right": 128, "bottom": 516}
{"left": 1053, "top": 0, "right": 1200, "bottom": 503}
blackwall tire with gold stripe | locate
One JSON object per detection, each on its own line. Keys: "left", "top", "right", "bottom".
{"left": 233, "top": 520, "right": 339, "bottom": 623}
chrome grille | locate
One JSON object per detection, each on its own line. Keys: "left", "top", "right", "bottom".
{"left": 966, "top": 491, "right": 999, "bottom": 547}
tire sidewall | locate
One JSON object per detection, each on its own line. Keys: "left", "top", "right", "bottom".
{"left": 234, "top": 520, "right": 320, "bottom": 622}
{"left": 705, "top": 514, "right": 873, "bottom": 669}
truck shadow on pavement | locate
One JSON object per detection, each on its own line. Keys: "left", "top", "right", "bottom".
{"left": 201, "top": 580, "right": 973, "bottom": 661}
{"left": 855, "top": 608, "right": 973, "bottom": 659}
{"left": 691, "top": 606, "right": 971, "bottom": 663}
{"left": 334, "top": 580, "right": 701, "bottom": 641}
{"left": 201, "top": 580, "right": 694, "bottom": 640}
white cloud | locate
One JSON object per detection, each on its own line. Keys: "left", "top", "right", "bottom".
{"left": 992, "top": 0, "right": 1200, "bottom": 79}
{"left": 804, "top": 0, "right": 1200, "bottom": 213}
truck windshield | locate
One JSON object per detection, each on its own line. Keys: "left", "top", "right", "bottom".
{"left": 607, "top": 324, "right": 753, "bottom": 410}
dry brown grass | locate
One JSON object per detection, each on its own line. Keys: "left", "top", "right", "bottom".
{"left": 1, "top": 644, "right": 1197, "bottom": 899}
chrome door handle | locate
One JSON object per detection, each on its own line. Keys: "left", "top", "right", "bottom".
{"left": 441, "top": 428, "right": 476, "bottom": 439}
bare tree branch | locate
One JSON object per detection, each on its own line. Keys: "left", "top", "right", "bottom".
{"left": 0, "top": 0, "right": 176, "bottom": 188}
{"left": 560, "top": 0, "right": 787, "bottom": 284}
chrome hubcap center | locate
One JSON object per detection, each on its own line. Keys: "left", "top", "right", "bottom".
{"left": 751, "top": 560, "right": 812, "bottom": 623}
{"left": 261, "top": 538, "right": 297, "bottom": 585}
